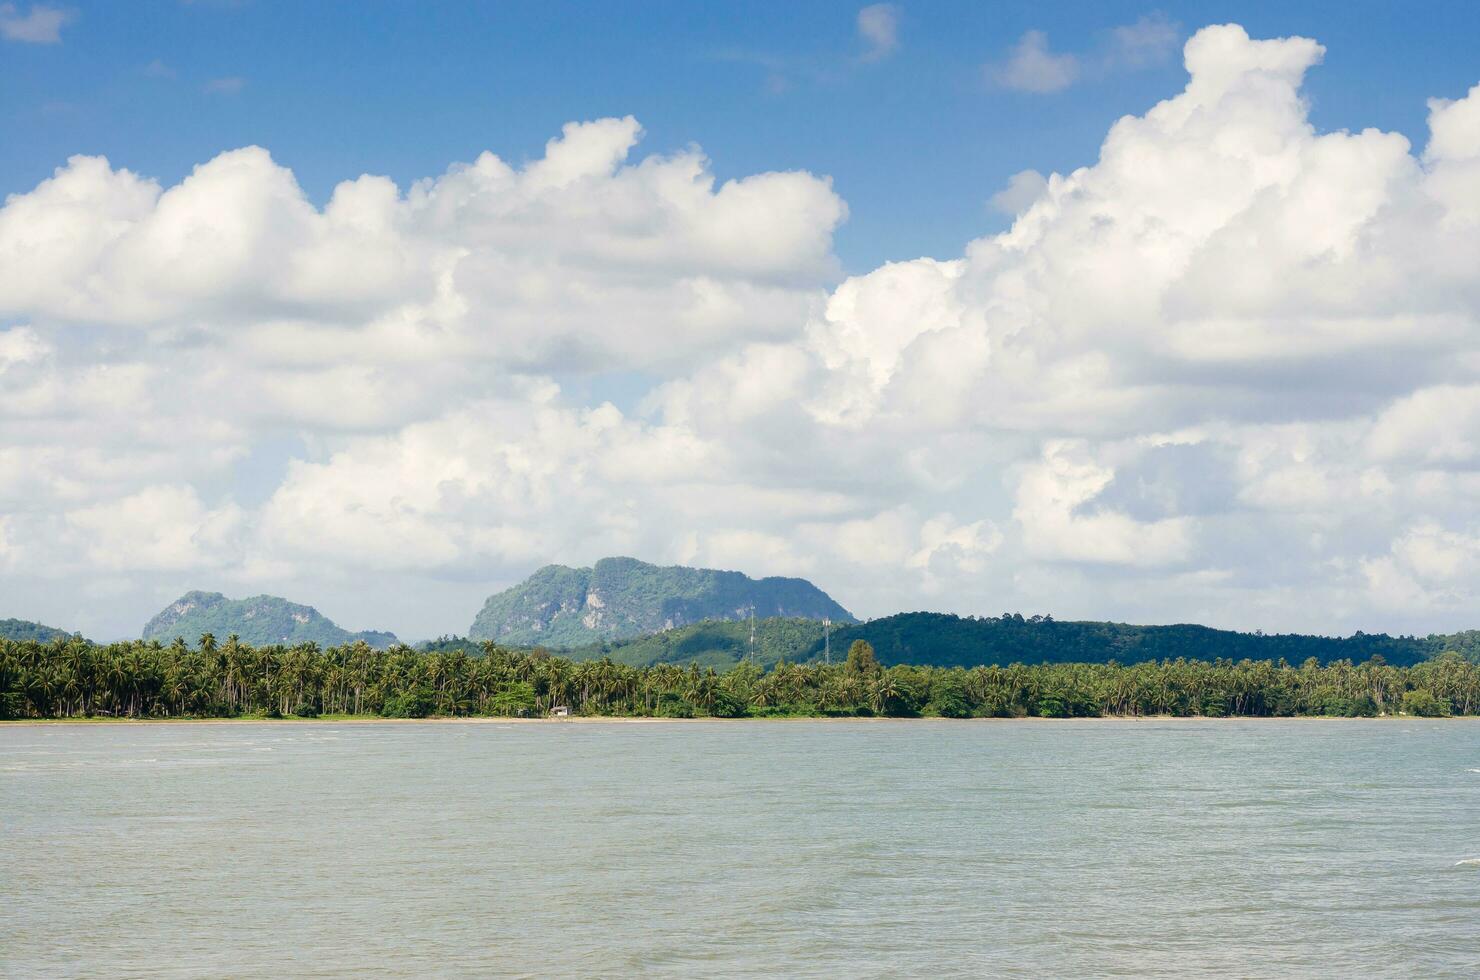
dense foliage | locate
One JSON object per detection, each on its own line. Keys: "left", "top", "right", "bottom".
{"left": 437, "top": 613, "right": 1475, "bottom": 671}
{"left": 142, "top": 591, "right": 398, "bottom": 649}
{"left": 5, "top": 635, "right": 1478, "bottom": 721}
{"left": 831, "top": 612, "right": 1453, "bottom": 669}
{"left": 467, "top": 556, "right": 854, "bottom": 646}
{"left": 560, "top": 617, "right": 830, "bottom": 669}
{"left": 0, "top": 618, "right": 73, "bottom": 643}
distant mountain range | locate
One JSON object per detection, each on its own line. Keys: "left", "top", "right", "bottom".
{"left": 553, "top": 611, "right": 1476, "bottom": 670}
{"left": 0, "top": 618, "right": 75, "bottom": 643}
{"left": 10, "top": 560, "right": 1480, "bottom": 671}
{"left": 467, "top": 556, "right": 855, "bottom": 647}
{"left": 142, "top": 591, "right": 398, "bottom": 649}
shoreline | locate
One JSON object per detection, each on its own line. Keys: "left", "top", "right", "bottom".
{"left": 2, "top": 713, "right": 1470, "bottom": 727}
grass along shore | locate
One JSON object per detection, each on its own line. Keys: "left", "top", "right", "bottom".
{"left": 4, "top": 712, "right": 1474, "bottom": 727}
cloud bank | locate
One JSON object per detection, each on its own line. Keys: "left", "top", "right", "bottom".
{"left": 5, "top": 24, "right": 1480, "bottom": 641}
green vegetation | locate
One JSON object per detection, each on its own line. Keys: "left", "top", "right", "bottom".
{"left": 0, "top": 618, "right": 75, "bottom": 643}
{"left": 5, "top": 634, "right": 1479, "bottom": 721}
{"left": 559, "top": 617, "right": 830, "bottom": 669}
{"left": 442, "top": 611, "right": 1474, "bottom": 671}
{"left": 142, "top": 591, "right": 397, "bottom": 649}
{"left": 831, "top": 612, "right": 1453, "bottom": 669}
{"left": 467, "top": 556, "right": 855, "bottom": 646}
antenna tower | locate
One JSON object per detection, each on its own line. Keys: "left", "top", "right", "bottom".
{"left": 823, "top": 617, "right": 831, "bottom": 665}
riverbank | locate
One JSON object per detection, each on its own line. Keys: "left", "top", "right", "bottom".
{"left": 9, "top": 637, "right": 1473, "bottom": 720}
{"left": 3, "top": 712, "right": 1470, "bottom": 727}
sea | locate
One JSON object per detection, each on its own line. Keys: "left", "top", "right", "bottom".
{"left": 3, "top": 719, "right": 1479, "bottom": 977}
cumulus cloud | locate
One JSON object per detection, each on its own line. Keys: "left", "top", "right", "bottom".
{"left": 0, "top": 3, "right": 72, "bottom": 43}
{"left": 990, "top": 30, "right": 1078, "bottom": 93}
{"left": 697, "top": 23, "right": 1480, "bottom": 627}
{"left": 0, "top": 325, "right": 47, "bottom": 371}
{"left": 66, "top": 486, "right": 245, "bottom": 572}
{"left": 0, "top": 119, "right": 844, "bottom": 380}
{"left": 8, "top": 24, "right": 1480, "bottom": 641}
{"left": 856, "top": 4, "right": 899, "bottom": 62}
{"left": 1014, "top": 442, "right": 1193, "bottom": 566}
{"left": 989, "top": 169, "right": 1048, "bottom": 215}
{"left": 1361, "top": 523, "right": 1480, "bottom": 612}
{"left": 1368, "top": 386, "right": 1480, "bottom": 464}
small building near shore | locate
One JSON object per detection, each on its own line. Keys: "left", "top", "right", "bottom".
{"left": 549, "top": 705, "right": 570, "bottom": 718}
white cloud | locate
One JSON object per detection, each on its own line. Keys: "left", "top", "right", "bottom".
{"left": 1425, "top": 83, "right": 1480, "bottom": 225}
{"left": 1014, "top": 441, "right": 1194, "bottom": 566}
{"left": 8, "top": 24, "right": 1480, "bottom": 642}
{"left": 1368, "top": 386, "right": 1480, "bottom": 464}
{"left": 1362, "top": 522, "right": 1480, "bottom": 611}
{"left": 988, "top": 169, "right": 1048, "bottom": 215}
{"left": 909, "top": 515, "right": 1004, "bottom": 578}
{"left": 0, "top": 3, "right": 72, "bottom": 43}
{"left": 65, "top": 486, "right": 245, "bottom": 572}
{"left": 0, "top": 325, "right": 48, "bottom": 371}
{"left": 856, "top": 4, "right": 899, "bottom": 62}
{"left": 0, "top": 119, "right": 845, "bottom": 379}
{"left": 803, "top": 257, "right": 968, "bottom": 427}
{"left": 990, "top": 30, "right": 1079, "bottom": 93}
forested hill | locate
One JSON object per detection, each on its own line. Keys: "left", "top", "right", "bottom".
{"left": 560, "top": 617, "right": 828, "bottom": 669}
{"left": 553, "top": 612, "right": 1474, "bottom": 670}
{"left": 468, "top": 557, "right": 855, "bottom": 647}
{"left": 836, "top": 613, "right": 1457, "bottom": 669}
{"left": 142, "top": 592, "right": 398, "bottom": 649}
{"left": 0, "top": 618, "right": 75, "bottom": 643}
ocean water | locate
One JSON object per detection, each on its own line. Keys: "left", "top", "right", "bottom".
{"left": 3, "top": 719, "right": 1479, "bottom": 978}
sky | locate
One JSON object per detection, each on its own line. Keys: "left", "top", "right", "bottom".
{"left": 3, "top": 1, "right": 1480, "bottom": 642}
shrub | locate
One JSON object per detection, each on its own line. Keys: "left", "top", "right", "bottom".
{"left": 487, "top": 682, "right": 537, "bottom": 717}
{"left": 654, "top": 692, "right": 695, "bottom": 718}
{"left": 1401, "top": 689, "right": 1451, "bottom": 717}
{"left": 709, "top": 688, "right": 748, "bottom": 718}
{"left": 381, "top": 687, "right": 435, "bottom": 718}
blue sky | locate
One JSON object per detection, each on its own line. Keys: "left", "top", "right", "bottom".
{"left": 7, "top": 1, "right": 1479, "bottom": 273}
{"left": 5, "top": 3, "right": 1480, "bottom": 641}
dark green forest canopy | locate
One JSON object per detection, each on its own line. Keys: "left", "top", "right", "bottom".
{"left": 833, "top": 612, "right": 1462, "bottom": 669}
{"left": 4, "top": 634, "right": 1478, "bottom": 721}
{"left": 0, "top": 618, "right": 74, "bottom": 643}
{"left": 435, "top": 612, "right": 1475, "bottom": 670}
{"left": 142, "top": 591, "right": 397, "bottom": 649}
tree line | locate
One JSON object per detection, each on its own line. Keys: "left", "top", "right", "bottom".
{"left": 489, "top": 612, "right": 1480, "bottom": 672}
{"left": 2, "top": 634, "right": 1477, "bottom": 721}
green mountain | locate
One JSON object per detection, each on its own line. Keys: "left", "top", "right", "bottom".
{"left": 563, "top": 617, "right": 831, "bottom": 669}
{"left": 833, "top": 613, "right": 1449, "bottom": 669}
{"left": 556, "top": 611, "right": 1476, "bottom": 670}
{"left": 142, "top": 591, "right": 398, "bottom": 649}
{"left": 467, "top": 556, "right": 855, "bottom": 647}
{"left": 0, "top": 618, "right": 76, "bottom": 643}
